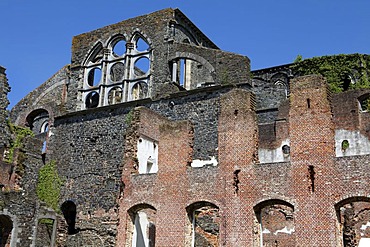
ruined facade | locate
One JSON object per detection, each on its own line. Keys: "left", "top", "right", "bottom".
{"left": 1, "top": 8, "right": 370, "bottom": 247}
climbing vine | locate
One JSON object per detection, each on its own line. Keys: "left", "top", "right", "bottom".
{"left": 291, "top": 54, "right": 370, "bottom": 93}
{"left": 4, "top": 122, "right": 34, "bottom": 163}
{"left": 36, "top": 160, "right": 63, "bottom": 211}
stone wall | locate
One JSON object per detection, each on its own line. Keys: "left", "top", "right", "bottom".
{"left": 0, "top": 66, "right": 10, "bottom": 148}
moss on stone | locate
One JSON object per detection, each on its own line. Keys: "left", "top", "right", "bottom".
{"left": 36, "top": 160, "right": 63, "bottom": 211}
{"left": 4, "top": 122, "right": 34, "bottom": 163}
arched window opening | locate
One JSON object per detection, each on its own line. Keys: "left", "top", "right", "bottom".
{"left": 186, "top": 202, "right": 220, "bottom": 247}
{"left": 171, "top": 57, "right": 210, "bottom": 90}
{"left": 61, "top": 200, "right": 78, "bottom": 235}
{"left": 87, "top": 43, "right": 104, "bottom": 64}
{"left": 136, "top": 37, "right": 149, "bottom": 52}
{"left": 26, "top": 109, "right": 49, "bottom": 135}
{"left": 110, "top": 62, "right": 125, "bottom": 82}
{"left": 35, "top": 218, "right": 55, "bottom": 247}
{"left": 85, "top": 91, "right": 100, "bottom": 109}
{"left": 127, "top": 205, "right": 156, "bottom": 247}
{"left": 112, "top": 39, "right": 126, "bottom": 57}
{"left": 254, "top": 200, "right": 295, "bottom": 247}
{"left": 358, "top": 94, "right": 370, "bottom": 112}
{"left": 87, "top": 67, "right": 102, "bottom": 87}
{"left": 108, "top": 87, "right": 123, "bottom": 105}
{"left": 336, "top": 198, "right": 370, "bottom": 246}
{"left": 0, "top": 215, "right": 13, "bottom": 247}
{"left": 131, "top": 82, "right": 148, "bottom": 101}
{"left": 134, "top": 57, "right": 150, "bottom": 77}
{"left": 40, "top": 121, "right": 49, "bottom": 133}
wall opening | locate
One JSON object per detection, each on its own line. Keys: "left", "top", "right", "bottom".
{"left": 136, "top": 38, "right": 149, "bottom": 52}
{"left": 336, "top": 198, "right": 370, "bottom": 246}
{"left": 108, "top": 87, "right": 123, "bottom": 105}
{"left": 35, "top": 218, "right": 55, "bottom": 247}
{"left": 186, "top": 202, "right": 220, "bottom": 247}
{"left": 254, "top": 200, "right": 295, "bottom": 247}
{"left": 358, "top": 94, "right": 370, "bottom": 112}
{"left": 112, "top": 39, "right": 126, "bottom": 57}
{"left": 127, "top": 204, "right": 156, "bottom": 247}
{"left": 85, "top": 91, "right": 100, "bottom": 109}
{"left": 0, "top": 215, "right": 12, "bottom": 247}
{"left": 110, "top": 62, "right": 125, "bottom": 82}
{"left": 87, "top": 67, "right": 102, "bottom": 87}
{"left": 137, "top": 136, "right": 158, "bottom": 174}
{"left": 61, "top": 200, "right": 77, "bottom": 235}
{"left": 26, "top": 109, "right": 49, "bottom": 134}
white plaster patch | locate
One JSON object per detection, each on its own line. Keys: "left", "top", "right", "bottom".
{"left": 358, "top": 238, "right": 370, "bottom": 247}
{"left": 258, "top": 139, "right": 290, "bottom": 164}
{"left": 335, "top": 129, "right": 370, "bottom": 157}
{"left": 360, "top": 221, "right": 370, "bottom": 231}
{"left": 262, "top": 228, "right": 271, "bottom": 234}
{"left": 274, "top": 226, "right": 295, "bottom": 235}
{"left": 137, "top": 136, "right": 158, "bottom": 174}
{"left": 191, "top": 156, "right": 218, "bottom": 168}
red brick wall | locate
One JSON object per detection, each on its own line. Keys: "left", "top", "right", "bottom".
{"left": 289, "top": 75, "right": 337, "bottom": 246}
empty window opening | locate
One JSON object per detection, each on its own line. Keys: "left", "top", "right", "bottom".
{"left": 112, "top": 40, "right": 126, "bottom": 57}
{"left": 343, "top": 76, "right": 351, "bottom": 91}
{"left": 131, "top": 82, "right": 148, "bottom": 101}
{"left": 87, "top": 67, "right": 102, "bottom": 87}
{"left": 61, "top": 200, "right": 78, "bottom": 235}
{"left": 306, "top": 98, "right": 311, "bottom": 109}
{"left": 134, "top": 57, "right": 150, "bottom": 77}
{"left": 128, "top": 206, "right": 156, "bottom": 247}
{"left": 0, "top": 215, "right": 13, "bottom": 247}
{"left": 234, "top": 109, "right": 238, "bottom": 116}
{"left": 40, "top": 121, "right": 49, "bottom": 133}
{"left": 282, "top": 145, "right": 290, "bottom": 157}
{"left": 359, "top": 95, "right": 370, "bottom": 112}
{"left": 85, "top": 91, "right": 100, "bottom": 109}
{"left": 337, "top": 199, "right": 370, "bottom": 246}
{"left": 255, "top": 201, "right": 295, "bottom": 246}
{"left": 87, "top": 43, "right": 103, "bottom": 64}
{"left": 341, "top": 140, "right": 349, "bottom": 152}
{"left": 187, "top": 202, "right": 220, "bottom": 247}
{"left": 26, "top": 109, "right": 49, "bottom": 135}
{"left": 110, "top": 62, "right": 125, "bottom": 82}
{"left": 308, "top": 165, "right": 315, "bottom": 193}
{"left": 108, "top": 87, "right": 123, "bottom": 105}
{"left": 137, "top": 136, "right": 158, "bottom": 174}
{"left": 35, "top": 218, "right": 55, "bottom": 247}
{"left": 136, "top": 38, "right": 149, "bottom": 52}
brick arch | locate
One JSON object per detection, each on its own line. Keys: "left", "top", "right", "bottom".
{"left": 254, "top": 199, "right": 296, "bottom": 247}
{"left": 335, "top": 196, "right": 370, "bottom": 247}
{"left": 185, "top": 201, "right": 220, "bottom": 247}
{"left": 126, "top": 203, "right": 157, "bottom": 247}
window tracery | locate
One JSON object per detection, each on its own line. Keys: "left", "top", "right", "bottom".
{"left": 82, "top": 34, "right": 151, "bottom": 109}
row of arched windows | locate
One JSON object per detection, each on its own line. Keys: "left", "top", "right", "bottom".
{"left": 82, "top": 33, "right": 151, "bottom": 109}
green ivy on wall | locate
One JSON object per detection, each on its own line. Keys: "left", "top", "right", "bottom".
{"left": 36, "top": 160, "right": 63, "bottom": 211}
{"left": 292, "top": 54, "right": 370, "bottom": 93}
{"left": 4, "top": 122, "right": 34, "bottom": 163}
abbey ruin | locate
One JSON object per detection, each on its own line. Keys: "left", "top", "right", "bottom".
{"left": 1, "top": 8, "right": 370, "bottom": 246}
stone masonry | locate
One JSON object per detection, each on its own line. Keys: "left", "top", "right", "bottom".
{"left": 1, "top": 8, "right": 370, "bottom": 247}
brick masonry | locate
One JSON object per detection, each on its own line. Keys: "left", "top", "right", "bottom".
{"left": 2, "top": 8, "right": 370, "bottom": 247}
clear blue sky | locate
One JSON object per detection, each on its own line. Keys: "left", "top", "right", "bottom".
{"left": 1, "top": 0, "right": 369, "bottom": 108}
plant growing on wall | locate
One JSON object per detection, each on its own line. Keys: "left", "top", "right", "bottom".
{"left": 36, "top": 160, "right": 63, "bottom": 211}
{"left": 4, "top": 122, "right": 34, "bottom": 163}
{"left": 292, "top": 54, "right": 370, "bottom": 93}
